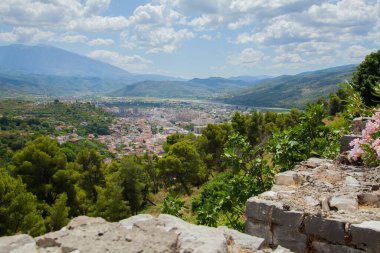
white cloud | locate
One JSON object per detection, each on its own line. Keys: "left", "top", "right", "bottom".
{"left": 0, "top": 0, "right": 128, "bottom": 32}
{"left": 56, "top": 34, "right": 88, "bottom": 43}
{"left": 273, "top": 53, "right": 304, "bottom": 64}
{"left": 121, "top": 26, "right": 194, "bottom": 53}
{"left": 0, "top": 27, "right": 54, "bottom": 43}
{"left": 87, "top": 50, "right": 152, "bottom": 72}
{"left": 347, "top": 45, "right": 374, "bottom": 59}
{"left": 84, "top": 0, "right": 111, "bottom": 15}
{"left": 228, "top": 48, "right": 265, "bottom": 66}
{"left": 87, "top": 38, "right": 114, "bottom": 46}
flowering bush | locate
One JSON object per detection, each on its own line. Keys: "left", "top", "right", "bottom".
{"left": 350, "top": 111, "right": 380, "bottom": 166}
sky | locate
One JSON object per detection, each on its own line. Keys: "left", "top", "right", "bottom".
{"left": 0, "top": 0, "right": 379, "bottom": 79}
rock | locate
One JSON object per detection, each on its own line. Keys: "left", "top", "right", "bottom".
{"left": 259, "top": 191, "right": 278, "bottom": 200}
{"left": 245, "top": 220, "right": 273, "bottom": 246}
{"left": 271, "top": 208, "right": 304, "bottom": 229}
{"left": 312, "top": 241, "right": 364, "bottom": 253}
{"left": 304, "top": 196, "right": 320, "bottom": 207}
{"left": 351, "top": 220, "right": 380, "bottom": 253}
{"left": 275, "top": 171, "right": 301, "bottom": 186}
{"left": 218, "top": 226, "right": 265, "bottom": 251}
{"left": 357, "top": 193, "right": 379, "bottom": 206}
{"left": 300, "top": 158, "right": 330, "bottom": 168}
{"left": 119, "top": 214, "right": 154, "bottom": 229}
{"left": 272, "top": 225, "right": 307, "bottom": 253}
{"left": 158, "top": 214, "right": 228, "bottom": 253}
{"left": 304, "top": 216, "right": 346, "bottom": 244}
{"left": 345, "top": 176, "right": 360, "bottom": 187}
{"left": 329, "top": 195, "right": 358, "bottom": 211}
{"left": 272, "top": 245, "right": 294, "bottom": 253}
{"left": 37, "top": 216, "right": 178, "bottom": 253}
{"left": 321, "top": 197, "right": 330, "bottom": 212}
{"left": 0, "top": 234, "right": 36, "bottom": 253}
{"left": 246, "top": 197, "right": 279, "bottom": 222}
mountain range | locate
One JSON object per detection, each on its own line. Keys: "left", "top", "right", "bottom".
{"left": 0, "top": 44, "right": 357, "bottom": 108}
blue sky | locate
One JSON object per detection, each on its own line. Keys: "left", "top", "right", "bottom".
{"left": 0, "top": 0, "right": 379, "bottom": 78}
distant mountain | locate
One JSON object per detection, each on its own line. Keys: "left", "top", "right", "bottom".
{"left": 227, "top": 75, "right": 272, "bottom": 83}
{"left": 109, "top": 77, "right": 254, "bottom": 99}
{"left": 221, "top": 65, "right": 357, "bottom": 108}
{"left": 0, "top": 44, "right": 182, "bottom": 96}
{"left": 109, "top": 80, "right": 213, "bottom": 98}
{"left": 0, "top": 44, "right": 133, "bottom": 79}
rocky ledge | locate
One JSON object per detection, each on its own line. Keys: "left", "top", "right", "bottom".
{"left": 246, "top": 157, "right": 380, "bottom": 253}
{"left": 0, "top": 214, "right": 292, "bottom": 253}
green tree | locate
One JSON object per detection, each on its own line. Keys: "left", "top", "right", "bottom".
{"left": 92, "top": 174, "right": 131, "bottom": 221}
{"left": 0, "top": 168, "right": 45, "bottom": 236}
{"left": 12, "top": 137, "right": 68, "bottom": 204}
{"left": 161, "top": 191, "right": 185, "bottom": 218}
{"left": 76, "top": 149, "right": 105, "bottom": 202}
{"left": 46, "top": 193, "right": 70, "bottom": 231}
{"left": 351, "top": 50, "right": 380, "bottom": 106}
{"left": 157, "top": 139, "right": 206, "bottom": 195}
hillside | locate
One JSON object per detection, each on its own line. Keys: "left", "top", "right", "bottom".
{"left": 108, "top": 80, "right": 214, "bottom": 98}
{"left": 0, "top": 44, "right": 181, "bottom": 97}
{"left": 108, "top": 77, "right": 259, "bottom": 98}
{"left": 221, "top": 65, "right": 357, "bottom": 108}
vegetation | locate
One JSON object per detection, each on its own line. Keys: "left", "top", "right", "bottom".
{"left": 0, "top": 51, "right": 378, "bottom": 236}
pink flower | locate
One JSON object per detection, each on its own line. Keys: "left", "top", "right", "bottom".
{"left": 365, "top": 121, "right": 378, "bottom": 135}
{"left": 349, "top": 143, "right": 364, "bottom": 161}
{"left": 349, "top": 138, "right": 362, "bottom": 147}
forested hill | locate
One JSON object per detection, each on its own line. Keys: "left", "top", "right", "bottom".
{"left": 221, "top": 64, "right": 357, "bottom": 108}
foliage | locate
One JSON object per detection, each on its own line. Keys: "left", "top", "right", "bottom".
{"left": 161, "top": 191, "right": 185, "bottom": 217}
{"left": 0, "top": 168, "right": 45, "bottom": 236}
{"left": 91, "top": 174, "right": 131, "bottom": 221}
{"left": 157, "top": 139, "right": 206, "bottom": 195}
{"left": 349, "top": 111, "right": 380, "bottom": 166}
{"left": 351, "top": 50, "right": 380, "bottom": 106}
{"left": 267, "top": 104, "right": 341, "bottom": 170}
{"left": 46, "top": 193, "right": 70, "bottom": 231}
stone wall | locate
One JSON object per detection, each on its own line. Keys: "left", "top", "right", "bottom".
{"left": 0, "top": 214, "right": 292, "bottom": 253}
{"left": 245, "top": 158, "right": 380, "bottom": 253}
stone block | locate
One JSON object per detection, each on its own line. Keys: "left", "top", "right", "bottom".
{"left": 246, "top": 197, "right": 278, "bottom": 222}
{"left": 304, "top": 216, "right": 346, "bottom": 244}
{"left": 329, "top": 195, "right": 358, "bottom": 212}
{"left": 340, "top": 135, "right": 361, "bottom": 153}
{"left": 351, "top": 220, "right": 380, "bottom": 253}
{"left": 0, "top": 234, "right": 37, "bottom": 253}
{"left": 119, "top": 214, "right": 154, "bottom": 229}
{"left": 271, "top": 207, "right": 304, "bottom": 229}
{"left": 357, "top": 193, "right": 380, "bottom": 206}
{"left": 312, "top": 241, "right": 364, "bottom": 253}
{"left": 245, "top": 220, "right": 273, "bottom": 246}
{"left": 272, "top": 225, "right": 307, "bottom": 253}
{"left": 275, "top": 171, "right": 302, "bottom": 186}
{"left": 218, "top": 226, "right": 265, "bottom": 251}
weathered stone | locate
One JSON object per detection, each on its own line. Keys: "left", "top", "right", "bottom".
{"left": 345, "top": 176, "right": 360, "bottom": 187}
{"left": 272, "top": 225, "right": 307, "bottom": 253}
{"left": 304, "top": 196, "right": 320, "bottom": 207}
{"left": 272, "top": 245, "right": 294, "bottom": 253}
{"left": 38, "top": 216, "right": 179, "bottom": 253}
{"left": 275, "top": 171, "right": 301, "bottom": 186}
{"left": 158, "top": 214, "right": 228, "bottom": 253}
{"left": 304, "top": 216, "right": 346, "bottom": 244}
{"left": 351, "top": 220, "right": 380, "bottom": 253}
{"left": 259, "top": 191, "right": 278, "bottom": 200}
{"left": 329, "top": 195, "right": 358, "bottom": 211}
{"left": 271, "top": 208, "right": 304, "bottom": 229}
{"left": 312, "top": 241, "right": 364, "bottom": 253}
{"left": 321, "top": 197, "right": 330, "bottom": 212}
{"left": 245, "top": 220, "right": 273, "bottom": 246}
{"left": 246, "top": 197, "right": 278, "bottom": 222}
{"left": 0, "top": 234, "right": 36, "bottom": 253}
{"left": 300, "top": 158, "right": 330, "bottom": 168}
{"left": 218, "top": 226, "right": 265, "bottom": 251}
{"left": 119, "top": 214, "right": 154, "bottom": 229}
{"left": 340, "top": 135, "right": 361, "bottom": 153}
{"left": 358, "top": 193, "right": 379, "bottom": 206}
